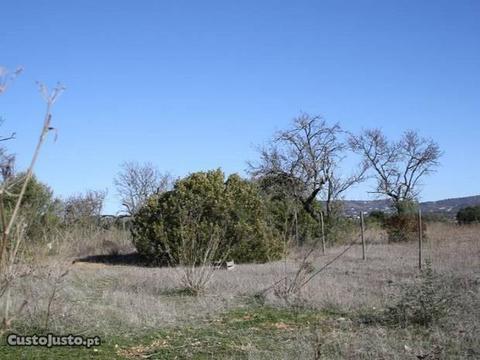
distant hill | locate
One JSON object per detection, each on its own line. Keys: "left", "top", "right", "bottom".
{"left": 341, "top": 195, "right": 480, "bottom": 219}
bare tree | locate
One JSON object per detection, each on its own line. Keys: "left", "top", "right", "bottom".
{"left": 64, "top": 190, "right": 107, "bottom": 225}
{"left": 349, "top": 129, "right": 441, "bottom": 213}
{"left": 114, "top": 161, "right": 172, "bottom": 216}
{"left": 0, "top": 66, "right": 23, "bottom": 95}
{"left": 250, "top": 113, "right": 365, "bottom": 219}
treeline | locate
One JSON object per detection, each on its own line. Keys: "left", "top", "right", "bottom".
{"left": 0, "top": 173, "right": 113, "bottom": 243}
{"left": 6, "top": 102, "right": 479, "bottom": 264}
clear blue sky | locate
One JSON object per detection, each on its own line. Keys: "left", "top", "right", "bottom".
{"left": 1, "top": 0, "right": 479, "bottom": 214}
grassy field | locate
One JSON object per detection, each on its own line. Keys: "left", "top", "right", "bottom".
{"left": 0, "top": 222, "right": 479, "bottom": 359}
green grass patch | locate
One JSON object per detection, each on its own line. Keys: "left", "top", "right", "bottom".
{"left": 0, "top": 305, "right": 324, "bottom": 359}
{"left": 116, "top": 306, "right": 325, "bottom": 359}
{"left": 2, "top": 303, "right": 468, "bottom": 359}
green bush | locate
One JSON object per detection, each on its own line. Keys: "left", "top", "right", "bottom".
{"left": 357, "top": 262, "right": 456, "bottom": 328}
{"left": 384, "top": 262, "right": 454, "bottom": 327}
{"left": 255, "top": 174, "right": 322, "bottom": 246}
{"left": 323, "top": 216, "right": 358, "bottom": 245}
{"left": 456, "top": 206, "right": 480, "bottom": 224}
{"left": 131, "top": 169, "right": 282, "bottom": 264}
{"left": 421, "top": 212, "right": 450, "bottom": 223}
{"left": 384, "top": 214, "right": 421, "bottom": 242}
{"left": 262, "top": 197, "right": 321, "bottom": 246}
{"left": 366, "top": 210, "right": 386, "bottom": 225}
{"left": 383, "top": 201, "right": 425, "bottom": 242}
{"left": 3, "top": 173, "right": 62, "bottom": 242}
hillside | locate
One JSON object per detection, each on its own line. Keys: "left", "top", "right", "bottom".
{"left": 341, "top": 195, "right": 480, "bottom": 218}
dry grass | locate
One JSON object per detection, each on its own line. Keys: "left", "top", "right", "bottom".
{"left": 11, "top": 223, "right": 480, "bottom": 327}
{"left": 2, "top": 222, "right": 479, "bottom": 358}
{"left": 28, "top": 226, "right": 135, "bottom": 262}
{"left": 425, "top": 222, "right": 480, "bottom": 274}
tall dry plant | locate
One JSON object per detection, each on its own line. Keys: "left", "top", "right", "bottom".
{"left": 272, "top": 206, "right": 317, "bottom": 305}
{"left": 178, "top": 230, "right": 222, "bottom": 295}
{"left": 267, "top": 206, "right": 361, "bottom": 305}
{"left": 173, "top": 212, "right": 229, "bottom": 295}
{"left": 0, "top": 67, "right": 64, "bottom": 333}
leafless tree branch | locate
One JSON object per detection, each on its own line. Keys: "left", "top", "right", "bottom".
{"left": 114, "top": 161, "right": 173, "bottom": 216}
{"left": 349, "top": 128, "right": 441, "bottom": 212}
{"left": 250, "top": 113, "right": 365, "bottom": 219}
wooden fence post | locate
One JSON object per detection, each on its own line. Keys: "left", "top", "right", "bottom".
{"left": 294, "top": 208, "right": 299, "bottom": 247}
{"left": 418, "top": 208, "right": 423, "bottom": 270}
{"left": 319, "top": 211, "right": 326, "bottom": 255}
{"left": 360, "top": 212, "right": 366, "bottom": 261}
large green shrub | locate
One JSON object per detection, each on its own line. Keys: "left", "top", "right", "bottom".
{"left": 131, "top": 169, "right": 282, "bottom": 264}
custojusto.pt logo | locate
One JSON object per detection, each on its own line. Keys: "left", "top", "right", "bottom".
{"left": 6, "top": 333, "right": 101, "bottom": 348}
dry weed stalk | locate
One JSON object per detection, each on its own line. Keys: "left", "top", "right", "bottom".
{"left": 269, "top": 207, "right": 360, "bottom": 305}
{"left": 272, "top": 207, "right": 318, "bottom": 305}
{"left": 43, "top": 266, "right": 70, "bottom": 331}
{"left": 179, "top": 222, "right": 226, "bottom": 295}
{"left": 172, "top": 212, "right": 230, "bottom": 295}
{"left": 0, "top": 68, "right": 64, "bottom": 334}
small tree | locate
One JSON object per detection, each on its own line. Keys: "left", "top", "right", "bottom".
{"left": 456, "top": 206, "right": 480, "bottom": 224}
{"left": 114, "top": 161, "right": 172, "bottom": 216}
{"left": 350, "top": 129, "right": 440, "bottom": 241}
{"left": 349, "top": 129, "right": 441, "bottom": 214}
{"left": 3, "top": 174, "right": 62, "bottom": 242}
{"left": 64, "top": 190, "right": 106, "bottom": 226}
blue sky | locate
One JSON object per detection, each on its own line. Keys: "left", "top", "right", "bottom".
{"left": 1, "top": 0, "right": 479, "bottom": 214}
